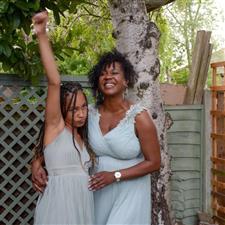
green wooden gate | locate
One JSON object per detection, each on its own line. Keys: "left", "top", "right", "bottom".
{"left": 167, "top": 105, "right": 204, "bottom": 225}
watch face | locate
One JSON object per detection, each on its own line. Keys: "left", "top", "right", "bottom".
{"left": 115, "top": 171, "right": 121, "bottom": 178}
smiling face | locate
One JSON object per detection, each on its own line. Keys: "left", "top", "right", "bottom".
{"left": 98, "top": 62, "right": 128, "bottom": 97}
{"left": 65, "top": 91, "right": 88, "bottom": 129}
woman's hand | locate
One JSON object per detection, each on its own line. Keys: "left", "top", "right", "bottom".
{"left": 88, "top": 171, "right": 115, "bottom": 191}
{"left": 32, "top": 10, "right": 48, "bottom": 36}
{"left": 31, "top": 160, "right": 48, "bottom": 192}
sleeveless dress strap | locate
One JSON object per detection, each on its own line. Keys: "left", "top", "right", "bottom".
{"left": 124, "top": 103, "right": 148, "bottom": 124}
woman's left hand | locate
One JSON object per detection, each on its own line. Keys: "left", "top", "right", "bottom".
{"left": 88, "top": 171, "right": 115, "bottom": 191}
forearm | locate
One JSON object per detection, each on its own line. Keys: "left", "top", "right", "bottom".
{"left": 89, "top": 159, "right": 160, "bottom": 191}
{"left": 37, "top": 33, "right": 60, "bottom": 85}
{"left": 32, "top": 155, "right": 44, "bottom": 167}
{"left": 114, "top": 159, "right": 160, "bottom": 182}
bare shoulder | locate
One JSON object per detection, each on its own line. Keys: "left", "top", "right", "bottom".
{"left": 135, "top": 109, "right": 157, "bottom": 132}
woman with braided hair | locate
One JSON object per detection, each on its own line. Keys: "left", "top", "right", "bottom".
{"left": 32, "top": 11, "right": 94, "bottom": 224}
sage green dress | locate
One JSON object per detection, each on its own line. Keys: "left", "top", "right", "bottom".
{"left": 88, "top": 104, "right": 151, "bottom": 225}
{"left": 34, "top": 127, "right": 94, "bottom": 225}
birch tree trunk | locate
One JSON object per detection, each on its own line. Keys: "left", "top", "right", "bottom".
{"left": 108, "top": 1, "right": 172, "bottom": 224}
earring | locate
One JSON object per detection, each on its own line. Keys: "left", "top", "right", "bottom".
{"left": 123, "top": 84, "right": 129, "bottom": 99}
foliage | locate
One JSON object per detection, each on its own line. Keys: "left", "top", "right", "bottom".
{"left": 150, "top": 9, "right": 175, "bottom": 83}
{"left": 152, "top": 0, "right": 222, "bottom": 84}
{"left": 52, "top": 5, "right": 115, "bottom": 76}
{"left": 0, "top": 0, "right": 114, "bottom": 83}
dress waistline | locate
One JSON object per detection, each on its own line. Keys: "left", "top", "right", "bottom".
{"left": 47, "top": 165, "right": 86, "bottom": 176}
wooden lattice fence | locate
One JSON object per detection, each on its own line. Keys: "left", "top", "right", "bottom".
{"left": 0, "top": 74, "right": 89, "bottom": 225}
{"left": 210, "top": 61, "right": 225, "bottom": 225}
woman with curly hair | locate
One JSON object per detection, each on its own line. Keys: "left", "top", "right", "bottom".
{"left": 32, "top": 12, "right": 161, "bottom": 225}
{"left": 87, "top": 50, "right": 160, "bottom": 225}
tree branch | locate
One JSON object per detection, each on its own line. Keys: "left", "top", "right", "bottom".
{"left": 145, "top": 0, "right": 176, "bottom": 12}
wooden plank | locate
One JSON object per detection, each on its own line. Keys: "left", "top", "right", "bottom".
{"left": 167, "top": 132, "right": 201, "bottom": 144}
{"left": 171, "top": 179, "right": 200, "bottom": 190}
{"left": 166, "top": 105, "right": 203, "bottom": 111}
{"left": 167, "top": 110, "right": 201, "bottom": 121}
{"left": 211, "top": 168, "right": 225, "bottom": 177}
{"left": 212, "top": 67, "right": 217, "bottom": 86}
{"left": 211, "top": 133, "right": 225, "bottom": 140}
{"left": 211, "top": 157, "right": 225, "bottom": 165}
{"left": 183, "top": 208, "right": 199, "bottom": 217}
{"left": 168, "top": 144, "right": 200, "bottom": 158}
{"left": 184, "top": 31, "right": 207, "bottom": 104}
{"left": 173, "top": 210, "right": 184, "bottom": 220}
{"left": 211, "top": 61, "right": 225, "bottom": 68}
{"left": 212, "top": 179, "right": 225, "bottom": 189}
{"left": 183, "top": 216, "right": 198, "bottom": 225}
{"left": 194, "top": 33, "right": 212, "bottom": 104}
{"left": 210, "top": 110, "right": 225, "bottom": 117}
{"left": 184, "top": 189, "right": 201, "bottom": 200}
{"left": 0, "top": 74, "right": 90, "bottom": 87}
{"left": 213, "top": 215, "right": 225, "bottom": 223}
{"left": 210, "top": 86, "right": 225, "bottom": 91}
{"left": 171, "top": 190, "right": 184, "bottom": 202}
{"left": 171, "top": 158, "right": 200, "bottom": 171}
{"left": 171, "top": 171, "right": 200, "bottom": 180}
{"left": 211, "top": 190, "right": 225, "bottom": 199}
{"left": 168, "top": 121, "right": 201, "bottom": 132}
{"left": 212, "top": 202, "right": 225, "bottom": 213}
{"left": 171, "top": 200, "right": 185, "bottom": 211}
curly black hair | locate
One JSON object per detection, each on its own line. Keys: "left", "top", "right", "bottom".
{"left": 88, "top": 49, "right": 138, "bottom": 105}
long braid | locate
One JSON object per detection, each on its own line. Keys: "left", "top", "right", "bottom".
{"left": 70, "top": 91, "right": 82, "bottom": 162}
{"left": 33, "top": 81, "right": 95, "bottom": 167}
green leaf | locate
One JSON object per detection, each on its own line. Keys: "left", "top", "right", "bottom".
{"left": 2, "top": 45, "right": 12, "bottom": 57}
{"left": 22, "top": 20, "right": 31, "bottom": 35}
{"left": 0, "top": 2, "right": 9, "bottom": 13}
{"left": 7, "top": 4, "right": 15, "bottom": 14}
{"left": 2, "top": 62, "right": 11, "bottom": 71}
{"left": 28, "top": 0, "right": 40, "bottom": 11}
{"left": 11, "top": 14, "right": 21, "bottom": 30}
{"left": 53, "top": 9, "right": 61, "bottom": 25}
{"left": 15, "top": 1, "right": 30, "bottom": 11}
{"left": 0, "top": 44, "right": 4, "bottom": 54}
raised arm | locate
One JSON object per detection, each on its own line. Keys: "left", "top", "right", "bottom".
{"left": 33, "top": 11, "right": 64, "bottom": 144}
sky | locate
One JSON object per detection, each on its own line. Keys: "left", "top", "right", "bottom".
{"left": 213, "top": 0, "right": 225, "bottom": 48}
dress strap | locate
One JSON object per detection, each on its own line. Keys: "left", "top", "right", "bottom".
{"left": 124, "top": 103, "right": 148, "bottom": 124}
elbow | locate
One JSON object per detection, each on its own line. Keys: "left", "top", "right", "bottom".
{"left": 154, "top": 152, "right": 161, "bottom": 171}
{"left": 154, "top": 158, "right": 161, "bottom": 171}
{"left": 146, "top": 157, "right": 161, "bottom": 173}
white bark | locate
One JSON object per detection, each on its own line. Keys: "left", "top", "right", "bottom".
{"left": 108, "top": 1, "right": 172, "bottom": 224}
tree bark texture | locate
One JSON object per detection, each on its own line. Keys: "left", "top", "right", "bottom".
{"left": 108, "top": 1, "right": 172, "bottom": 224}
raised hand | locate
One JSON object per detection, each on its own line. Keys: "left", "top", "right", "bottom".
{"left": 32, "top": 10, "right": 48, "bottom": 36}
